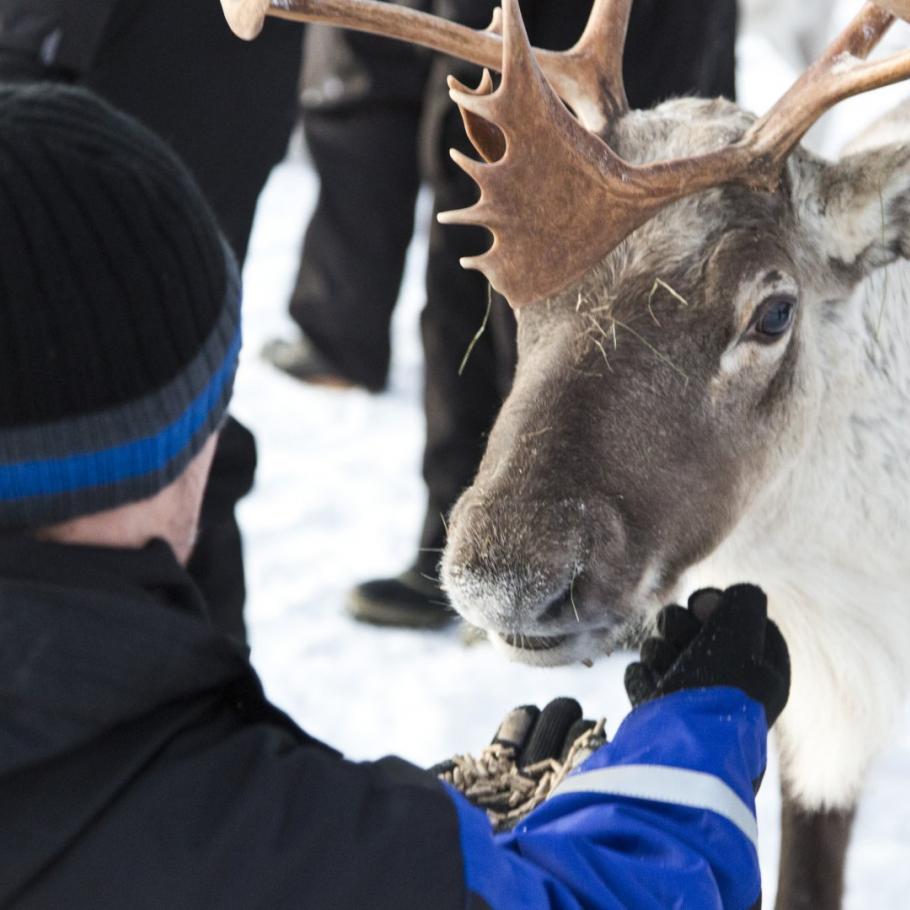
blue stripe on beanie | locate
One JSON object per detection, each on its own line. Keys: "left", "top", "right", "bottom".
{"left": 0, "top": 84, "right": 242, "bottom": 528}
{"left": 0, "top": 325, "right": 240, "bottom": 502}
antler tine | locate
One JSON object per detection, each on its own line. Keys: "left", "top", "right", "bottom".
{"left": 547, "top": 0, "right": 633, "bottom": 129}
{"left": 576, "top": 0, "right": 632, "bottom": 108}
{"left": 740, "top": 2, "right": 906, "bottom": 189}
{"left": 448, "top": 69, "right": 506, "bottom": 164}
{"left": 439, "top": 0, "right": 675, "bottom": 307}
{"left": 878, "top": 0, "right": 910, "bottom": 16}
{"left": 233, "top": 0, "right": 910, "bottom": 310}
{"left": 225, "top": 0, "right": 620, "bottom": 130}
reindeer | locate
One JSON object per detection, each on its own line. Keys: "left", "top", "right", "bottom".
{"left": 225, "top": 1, "right": 910, "bottom": 906}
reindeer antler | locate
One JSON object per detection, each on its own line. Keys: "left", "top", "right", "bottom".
{"left": 221, "top": 0, "right": 628, "bottom": 130}
{"left": 876, "top": 1, "right": 910, "bottom": 17}
{"left": 224, "top": 0, "right": 910, "bottom": 307}
{"left": 438, "top": 0, "right": 658, "bottom": 307}
{"left": 442, "top": 0, "right": 910, "bottom": 306}
{"left": 741, "top": 4, "right": 910, "bottom": 182}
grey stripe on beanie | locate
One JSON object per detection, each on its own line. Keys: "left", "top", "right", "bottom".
{"left": 0, "top": 83, "right": 242, "bottom": 528}
{"left": 0, "top": 262, "right": 240, "bottom": 465}
{"left": 0, "top": 370, "right": 235, "bottom": 530}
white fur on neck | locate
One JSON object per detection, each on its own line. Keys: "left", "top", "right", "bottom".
{"left": 684, "top": 262, "right": 910, "bottom": 810}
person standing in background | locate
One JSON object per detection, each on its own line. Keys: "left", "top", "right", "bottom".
{"left": 265, "top": 1, "right": 434, "bottom": 392}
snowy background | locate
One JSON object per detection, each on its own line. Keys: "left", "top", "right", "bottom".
{"left": 232, "top": 3, "right": 910, "bottom": 905}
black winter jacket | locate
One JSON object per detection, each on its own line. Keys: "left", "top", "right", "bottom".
{"left": 0, "top": 538, "right": 472, "bottom": 909}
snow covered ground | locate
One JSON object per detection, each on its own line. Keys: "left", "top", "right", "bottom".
{"left": 233, "top": 5, "right": 910, "bottom": 905}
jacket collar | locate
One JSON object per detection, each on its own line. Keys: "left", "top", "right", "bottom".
{"left": 0, "top": 534, "right": 206, "bottom": 616}
{"left": 0, "top": 536, "right": 252, "bottom": 775}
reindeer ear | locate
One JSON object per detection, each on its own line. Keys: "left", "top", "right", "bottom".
{"left": 799, "top": 143, "right": 910, "bottom": 285}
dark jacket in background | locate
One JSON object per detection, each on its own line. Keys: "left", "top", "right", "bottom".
{"left": 0, "top": 0, "right": 115, "bottom": 74}
{"left": 0, "top": 0, "right": 300, "bottom": 272}
{"left": 0, "top": 0, "right": 303, "bottom": 641}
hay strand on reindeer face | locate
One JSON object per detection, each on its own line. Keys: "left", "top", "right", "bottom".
{"left": 648, "top": 277, "right": 690, "bottom": 310}
{"left": 459, "top": 287, "right": 494, "bottom": 375}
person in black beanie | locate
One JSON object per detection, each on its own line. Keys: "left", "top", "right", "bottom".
{"left": 0, "top": 0, "right": 303, "bottom": 643}
{"left": 0, "top": 82, "right": 789, "bottom": 910}
{"left": 0, "top": 84, "right": 241, "bottom": 528}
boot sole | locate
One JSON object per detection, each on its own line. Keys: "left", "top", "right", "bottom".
{"left": 345, "top": 591, "right": 454, "bottom": 629}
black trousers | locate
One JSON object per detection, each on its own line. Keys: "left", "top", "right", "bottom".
{"left": 292, "top": 1, "right": 738, "bottom": 578}
{"left": 290, "top": 2, "right": 434, "bottom": 392}
{"left": 84, "top": 0, "right": 303, "bottom": 639}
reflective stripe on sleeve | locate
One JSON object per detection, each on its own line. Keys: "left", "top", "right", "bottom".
{"left": 550, "top": 764, "right": 759, "bottom": 850}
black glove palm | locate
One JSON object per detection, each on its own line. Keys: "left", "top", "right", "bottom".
{"left": 431, "top": 698, "right": 607, "bottom": 831}
{"left": 430, "top": 697, "right": 593, "bottom": 778}
{"left": 491, "top": 698, "right": 596, "bottom": 767}
{"left": 625, "top": 583, "right": 791, "bottom": 727}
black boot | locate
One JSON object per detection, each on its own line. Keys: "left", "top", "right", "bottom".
{"left": 346, "top": 564, "right": 454, "bottom": 629}
{"left": 261, "top": 335, "right": 364, "bottom": 390}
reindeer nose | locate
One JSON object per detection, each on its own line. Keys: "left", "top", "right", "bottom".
{"left": 441, "top": 493, "right": 588, "bottom": 630}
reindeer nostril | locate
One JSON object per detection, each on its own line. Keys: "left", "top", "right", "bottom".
{"left": 542, "top": 595, "right": 568, "bottom": 623}
{"left": 536, "top": 582, "right": 580, "bottom": 624}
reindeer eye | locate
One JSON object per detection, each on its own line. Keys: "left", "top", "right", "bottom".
{"left": 752, "top": 295, "right": 796, "bottom": 340}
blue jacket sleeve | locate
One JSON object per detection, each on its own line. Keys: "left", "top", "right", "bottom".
{"left": 449, "top": 686, "right": 767, "bottom": 910}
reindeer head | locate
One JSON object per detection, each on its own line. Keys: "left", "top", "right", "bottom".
{"left": 444, "top": 100, "right": 910, "bottom": 663}
{"left": 225, "top": 0, "right": 910, "bottom": 662}
{"left": 438, "top": 0, "right": 910, "bottom": 663}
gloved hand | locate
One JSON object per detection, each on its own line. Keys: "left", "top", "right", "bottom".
{"left": 487, "top": 697, "right": 596, "bottom": 767}
{"left": 624, "top": 583, "right": 790, "bottom": 727}
{"left": 432, "top": 698, "right": 607, "bottom": 830}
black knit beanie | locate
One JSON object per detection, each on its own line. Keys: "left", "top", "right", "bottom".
{"left": 0, "top": 83, "right": 242, "bottom": 529}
